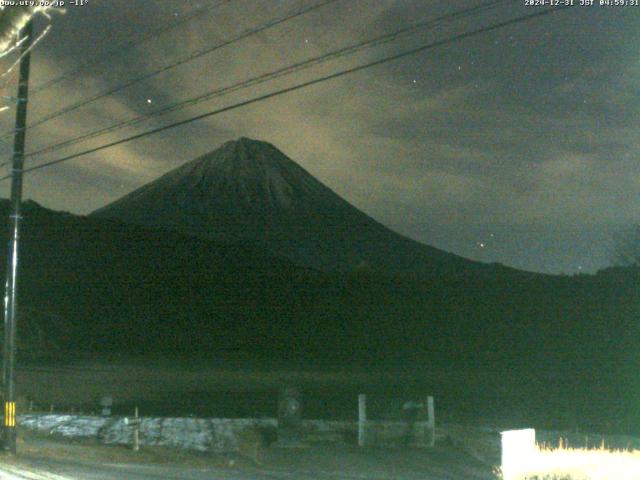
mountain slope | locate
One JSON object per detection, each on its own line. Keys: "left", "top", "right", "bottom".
{"left": 92, "top": 137, "right": 489, "bottom": 274}
{"left": 4, "top": 200, "right": 638, "bottom": 366}
{"left": 0, "top": 200, "right": 317, "bottom": 356}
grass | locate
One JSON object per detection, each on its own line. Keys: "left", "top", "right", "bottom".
{"left": 498, "top": 440, "right": 640, "bottom": 480}
{"left": 14, "top": 356, "right": 634, "bottom": 432}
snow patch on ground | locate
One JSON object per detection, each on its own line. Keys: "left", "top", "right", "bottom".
{"left": 19, "top": 414, "right": 277, "bottom": 453}
{"left": 19, "top": 414, "right": 436, "bottom": 454}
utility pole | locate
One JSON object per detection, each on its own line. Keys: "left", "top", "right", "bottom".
{"left": 2, "top": 19, "right": 33, "bottom": 454}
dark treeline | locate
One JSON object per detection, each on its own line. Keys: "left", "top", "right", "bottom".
{"left": 1, "top": 200, "right": 638, "bottom": 432}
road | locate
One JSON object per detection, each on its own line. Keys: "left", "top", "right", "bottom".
{"left": 0, "top": 460, "right": 270, "bottom": 480}
{"left": 0, "top": 451, "right": 495, "bottom": 480}
{"left": 0, "top": 462, "right": 495, "bottom": 480}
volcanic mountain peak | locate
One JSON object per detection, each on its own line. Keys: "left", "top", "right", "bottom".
{"left": 130, "top": 137, "right": 333, "bottom": 211}
{"left": 93, "top": 137, "right": 485, "bottom": 274}
{"left": 190, "top": 137, "right": 293, "bottom": 178}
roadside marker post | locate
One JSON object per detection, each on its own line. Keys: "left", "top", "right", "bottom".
{"left": 124, "top": 406, "right": 141, "bottom": 451}
{"left": 3, "top": 402, "right": 15, "bottom": 428}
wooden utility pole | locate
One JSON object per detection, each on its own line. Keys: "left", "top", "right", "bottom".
{"left": 2, "top": 19, "right": 33, "bottom": 454}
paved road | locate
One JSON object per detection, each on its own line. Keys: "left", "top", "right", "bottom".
{"left": 0, "top": 450, "right": 495, "bottom": 480}
{"left": 0, "top": 460, "right": 268, "bottom": 480}
{"left": 0, "top": 434, "right": 495, "bottom": 480}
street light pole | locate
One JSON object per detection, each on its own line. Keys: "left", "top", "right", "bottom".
{"left": 2, "top": 19, "right": 33, "bottom": 454}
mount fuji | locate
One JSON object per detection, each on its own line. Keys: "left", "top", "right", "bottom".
{"left": 92, "top": 137, "right": 490, "bottom": 275}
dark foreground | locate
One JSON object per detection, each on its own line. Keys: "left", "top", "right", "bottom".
{"left": 15, "top": 356, "right": 637, "bottom": 435}
{"left": 0, "top": 432, "right": 494, "bottom": 480}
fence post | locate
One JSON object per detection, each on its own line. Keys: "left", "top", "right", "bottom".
{"left": 427, "top": 396, "right": 435, "bottom": 447}
{"left": 133, "top": 406, "right": 139, "bottom": 452}
{"left": 358, "top": 394, "right": 367, "bottom": 447}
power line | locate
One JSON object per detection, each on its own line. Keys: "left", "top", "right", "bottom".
{"left": 5, "top": 4, "right": 568, "bottom": 178}
{"left": 0, "top": 5, "right": 570, "bottom": 183}
{"left": 10, "top": 0, "right": 340, "bottom": 137}
{"left": 30, "top": 0, "right": 230, "bottom": 95}
{"left": 24, "top": 0, "right": 512, "bottom": 160}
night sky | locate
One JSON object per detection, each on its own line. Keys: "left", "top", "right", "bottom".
{"left": 0, "top": 0, "right": 637, "bottom": 274}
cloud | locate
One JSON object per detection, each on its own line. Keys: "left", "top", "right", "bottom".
{"left": 0, "top": 0, "right": 636, "bottom": 272}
